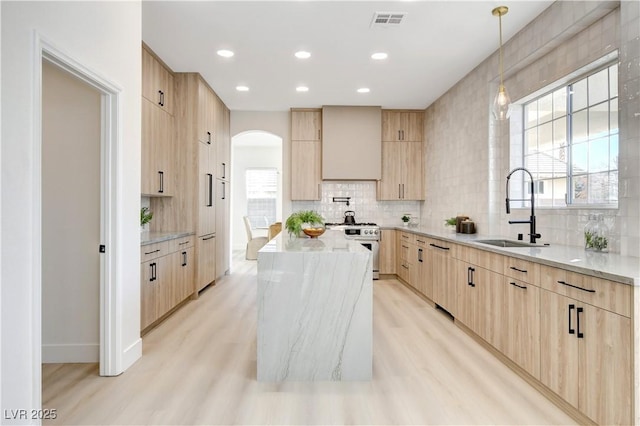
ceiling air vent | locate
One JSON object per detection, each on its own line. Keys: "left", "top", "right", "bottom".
{"left": 370, "top": 12, "right": 407, "bottom": 28}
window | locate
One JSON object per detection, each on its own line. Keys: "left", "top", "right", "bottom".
{"left": 520, "top": 61, "right": 618, "bottom": 207}
{"left": 246, "top": 168, "right": 277, "bottom": 228}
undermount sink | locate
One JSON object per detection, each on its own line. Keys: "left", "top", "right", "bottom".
{"left": 476, "top": 239, "right": 547, "bottom": 248}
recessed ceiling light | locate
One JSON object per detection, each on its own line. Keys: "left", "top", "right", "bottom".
{"left": 217, "top": 49, "right": 234, "bottom": 58}
{"left": 371, "top": 52, "right": 388, "bottom": 60}
{"left": 357, "top": 88, "right": 370, "bottom": 93}
{"left": 236, "top": 85, "right": 249, "bottom": 92}
{"left": 295, "top": 51, "right": 311, "bottom": 59}
{"left": 296, "top": 86, "right": 309, "bottom": 92}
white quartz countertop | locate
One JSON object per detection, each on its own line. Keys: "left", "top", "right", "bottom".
{"left": 383, "top": 225, "right": 640, "bottom": 286}
{"left": 140, "top": 231, "right": 195, "bottom": 246}
{"left": 260, "top": 229, "right": 370, "bottom": 254}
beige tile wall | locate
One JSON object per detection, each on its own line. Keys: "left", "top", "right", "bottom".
{"left": 422, "top": 1, "right": 639, "bottom": 256}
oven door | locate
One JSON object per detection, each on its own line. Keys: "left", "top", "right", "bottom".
{"left": 358, "top": 240, "right": 379, "bottom": 280}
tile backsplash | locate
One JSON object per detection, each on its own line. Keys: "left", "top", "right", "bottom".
{"left": 292, "top": 181, "right": 420, "bottom": 226}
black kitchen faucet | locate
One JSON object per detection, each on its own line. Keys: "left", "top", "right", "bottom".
{"left": 505, "top": 167, "right": 541, "bottom": 244}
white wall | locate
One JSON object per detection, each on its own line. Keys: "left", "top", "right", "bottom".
{"left": 231, "top": 111, "right": 291, "bottom": 217}
{"left": 231, "top": 139, "right": 282, "bottom": 250}
{"left": 42, "top": 60, "right": 101, "bottom": 363}
{"left": 1, "top": 1, "right": 141, "bottom": 419}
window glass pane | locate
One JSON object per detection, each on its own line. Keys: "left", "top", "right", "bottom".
{"left": 610, "top": 134, "right": 619, "bottom": 171}
{"left": 538, "top": 122, "right": 553, "bottom": 152}
{"left": 573, "top": 175, "right": 588, "bottom": 204}
{"left": 553, "top": 177, "right": 567, "bottom": 206}
{"left": 524, "top": 101, "right": 538, "bottom": 128}
{"left": 246, "top": 168, "right": 278, "bottom": 227}
{"left": 610, "top": 97, "right": 618, "bottom": 134}
{"left": 525, "top": 154, "right": 539, "bottom": 176}
{"left": 588, "top": 68, "right": 609, "bottom": 106}
{"left": 572, "top": 142, "right": 588, "bottom": 174}
{"left": 538, "top": 93, "right": 553, "bottom": 124}
{"left": 525, "top": 128, "right": 538, "bottom": 154}
{"left": 553, "top": 117, "right": 567, "bottom": 147}
{"left": 588, "top": 172, "right": 609, "bottom": 203}
{"left": 588, "top": 102, "right": 609, "bottom": 139}
{"left": 609, "top": 63, "right": 618, "bottom": 98}
{"left": 571, "top": 79, "right": 587, "bottom": 112}
{"left": 551, "top": 148, "right": 568, "bottom": 177}
{"left": 572, "top": 110, "right": 588, "bottom": 143}
{"left": 538, "top": 178, "right": 553, "bottom": 207}
{"left": 553, "top": 88, "right": 567, "bottom": 119}
{"left": 588, "top": 137, "right": 609, "bottom": 173}
{"left": 609, "top": 172, "right": 618, "bottom": 202}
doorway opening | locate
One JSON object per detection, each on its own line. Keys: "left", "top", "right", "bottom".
{"left": 231, "top": 131, "right": 283, "bottom": 255}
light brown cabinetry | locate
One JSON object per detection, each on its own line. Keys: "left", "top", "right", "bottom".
{"left": 291, "top": 109, "right": 322, "bottom": 200}
{"left": 428, "top": 239, "right": 457, "bottom": 315}
{"left": 141, "top": 98, "right": 174, "bottom": 196}
{"left": 197, "top": 234, "right": 216, "bottom": 292}
{"left": 291, "top": 109, "right": 322, "bottom": 141}
{"left": 381, "top": 110, "right": 424, "bottom": 142}
{"left": 142, "top": 45, "right": 174, "bottom": 115}
{"left": 413, "top": 236, "right": 430, "bottom": 298}
{"left": 396, "top": 232, "right": 413, "bottom": 285}
{"left": 503, "top": 276, "right": 540, "bottom": 378}
{"left": 539, "top": 266, "right": 632, "bottom": 426}
{"left": 140, "top": 236, "right": 195, "bottom": 332}
{"left": 379, "top": 229, "right": 396, "bottom": 275}
{"left": 198, "top": 141, "right": 216, "bottom": 236}
{"left": 378, "top": 141, "right": 423, "bottom": 200}
{"left": 215, "top": 102, "right": 231, "bottom": 278}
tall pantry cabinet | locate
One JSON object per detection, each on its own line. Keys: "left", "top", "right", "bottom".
{"left": 215, "top": 99, "right": 231, "bottom": 279}
{"left": 174, "top": 73, "right": 230, "bottom": 292}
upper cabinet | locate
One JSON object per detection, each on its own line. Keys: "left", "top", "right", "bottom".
{"left": 215, "top": 97, "right": 230, "bottom": 181}
{"left": 197, "top": 80, "right": 215, "bottom": 145}
{"left": 142, "top": 45, "right": 174, "bottom": 115}
{"left": 141, "top": 94, "right": 174, "bottom": 197}
{"left": 291, "top": 109, "right": 322, "bottom": 200}
{"left": 291, "top": 110, "right": 322, "bottom": 141}
{"left": 382, "top": 110, "right": 424, "bottom": 142}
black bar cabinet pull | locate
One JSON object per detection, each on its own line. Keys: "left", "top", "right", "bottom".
{"left": 221, "top": 181, "right": 226, "bottom": 200}
{"left": 509, "top": 266, "right": 527, "bottom": 273}
{"left": 182, "top": 251, "right": 187, "bottom": 267}
{"left": 557, "top": 280, "right": 596, "bottom": 293}
{"left": 418, "top": 248, "right": 423, "bottom": 263}
{"left": 222, "top": 162, "right": 226, "bottom": 179}
{"left": 158, "top": 171, "right": 164, "bottom": 193}
{"left": 158, "top": 90, "right": 163, "bottom": 106}
{"left": 510, "top": 281, "right": 527, "bottom": 290}
{"left": 568, "top": 304, "right": 575, "bottom": 334}
{"left": 430, "top": 243, "right": 449, "bottom": 251}
{"left": 207, "top": 174, "right": 213, "bottom": 206}
{"left": 144, "top": 249, "right": 160, "bottom": 255}
{"left": 468, "top": 267, "right": 475, "bottom": 287}
{"left": 207, "top": 131, "right": 211, "bottom": 145}
{"left": 179, "top": 241, "right": 190, "bottom": 246}
{"left": 203, "top": 235, "right": 214, "bottom": 241}
{"left": 576, "top": 307, "right": 584, "bottom": 338}
{"left": 150, "top": 262, "right": 156, "bottom": 282}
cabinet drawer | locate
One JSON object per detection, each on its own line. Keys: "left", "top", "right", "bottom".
{"left": 168, "top": 235, "right": 195, "bottom": 252}
{"left": 399, "top": 232, "right": 415, "bottom": 245}
{"left": 458, "top": 245, "right": 505, "bottom": 274}
{"left": 414, "top": 235, "right": 428, "bottom": 248}
{"left": 140, "top": 241, "right": 169, "bottom": 262}
{"left": 504, "top": 257, "right": 539, "bottom": 285}
{"left": 539, "top": 265, "right": 631, "bottom": 317}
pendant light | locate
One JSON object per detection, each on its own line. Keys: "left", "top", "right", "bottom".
{"left": 492, "top": 6, "right": 511, "bottom": 120}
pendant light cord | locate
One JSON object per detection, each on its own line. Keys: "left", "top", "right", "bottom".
{"left": 498, "top": 12, "right": 504, "bottom": 89}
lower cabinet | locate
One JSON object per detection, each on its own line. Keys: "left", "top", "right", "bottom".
{"left": 396, "top": 232, "right": 413, "bottom": 284}
{"left": 428, "top": 239, "right": 457, "bottom": 316}
{"left": 379, "top": 229, "right": 396, "bottom": 274}
{"left": 197, "top": 233, "right": 216, "bottom": 292}
{"left": 503, "top": 277, "right": 540, "bottom": 379}
{"left": 140, "top": 235, "right": 195, "bottom": 332}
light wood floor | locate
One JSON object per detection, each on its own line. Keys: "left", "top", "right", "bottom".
{"left": 43, "top": 251, "right": 576, "bottom": 425}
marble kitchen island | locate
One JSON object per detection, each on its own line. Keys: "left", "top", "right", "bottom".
{"left": 256, "top": 230, "right": 372, "bottom": 381}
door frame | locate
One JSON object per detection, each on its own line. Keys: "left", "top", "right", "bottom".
{"left": 34, "top": 34, "right": 122, "bottom": 379}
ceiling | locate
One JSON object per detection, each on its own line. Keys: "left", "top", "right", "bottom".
{"left": 142, "top": 1, "right": 553, "bottom": 112}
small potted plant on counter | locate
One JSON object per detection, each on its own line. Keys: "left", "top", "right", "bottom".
{"left": 285, "top": 210, "right": 324, "bottom": 237}
{"left": 445, "top": 217, "right": 457, "bottom": 233}
{"left": 401, "top": 215, "right": 410, "bottom": 227}
{"left": 140, "top": 207, "right": 153, "bottom": 233}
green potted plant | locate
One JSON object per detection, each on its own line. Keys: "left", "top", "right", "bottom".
{"left": 445, "top": 217, "right": 457, "bottom": 232}
{"left": 140, "top": 207, "right": 153, "bottom": 232}
{"left": 285, "top": 210, "right": 324, "bottom": 237}
{"left": 401, "top": 215, "right": 411, "bottom": 227}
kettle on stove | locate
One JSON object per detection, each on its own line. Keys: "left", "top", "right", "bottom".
{"left": 344, "top": 210, "right": 356, "bottom": 225}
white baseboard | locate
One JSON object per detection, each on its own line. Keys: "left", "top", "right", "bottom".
{"left": 42, "top": 343, "right": 99, "bottom": 363}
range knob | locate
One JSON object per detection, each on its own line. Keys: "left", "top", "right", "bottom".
{"left": 374, "top": 230, "right": 379, "bottom": 235}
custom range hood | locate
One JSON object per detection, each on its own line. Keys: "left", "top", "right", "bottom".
{"left": 321, "top": 106, "right": 381, "bottom": 180}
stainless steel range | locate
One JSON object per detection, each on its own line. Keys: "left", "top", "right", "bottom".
{"left": 325, "top": 223, "right": 380, "bottom": 279}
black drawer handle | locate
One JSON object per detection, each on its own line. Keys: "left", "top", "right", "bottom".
{"left": 179, "top": 241, "right": 190, "bottom": 245}
{"left": 402, "top": 264, "right": 409, "bottom": 270}
{"left": 207, "top": 174, "right": 213, "bottom": 207}
{"left": 416, "top": 239, "right": 426, "bottom": 244}
{"left": 150, "top": 262, "right": 157, "bottom": 282}
{"left": 557, "top": 280, "right": 596, "bottom": 293}
{"left": 144, "top": 249, "right": 160, "bottom": 255}
{"left": 467, "top": 267, "right": 475, "bottom": 287}
{"left": 401, "top": 235, "right": 409, "bottom": 239}
{"left": 158, "top": 171, "right": 164, "bottom": 193}
{"left": 568, "top": 304, "right": 575, "bottom": 334}
{"left": 203, "top": 235, "right": 215, "bottom": 241}
{"left": 207, "top": 131, "right": 211, "bottom": 145}
{"left": 510, "top": 281, "right": 527, "bottom": 290}
{"left": 402, "top": 245, "right": 409, "bottom": 249}
{"left": 509, "top": 266, "right": 527, "bottom": 273}
{"left": 429, "top": 243, "right": 449, "bottom": 251}
{"left": 182, "top": 251, "right": 187, "bottom": 267}
{"left": 418, "top": 248, "right": 423, "bottom": 263}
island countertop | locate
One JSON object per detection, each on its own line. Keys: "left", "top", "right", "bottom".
{"left": 257, "top": 229, "right": 372, "bottom": 381}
